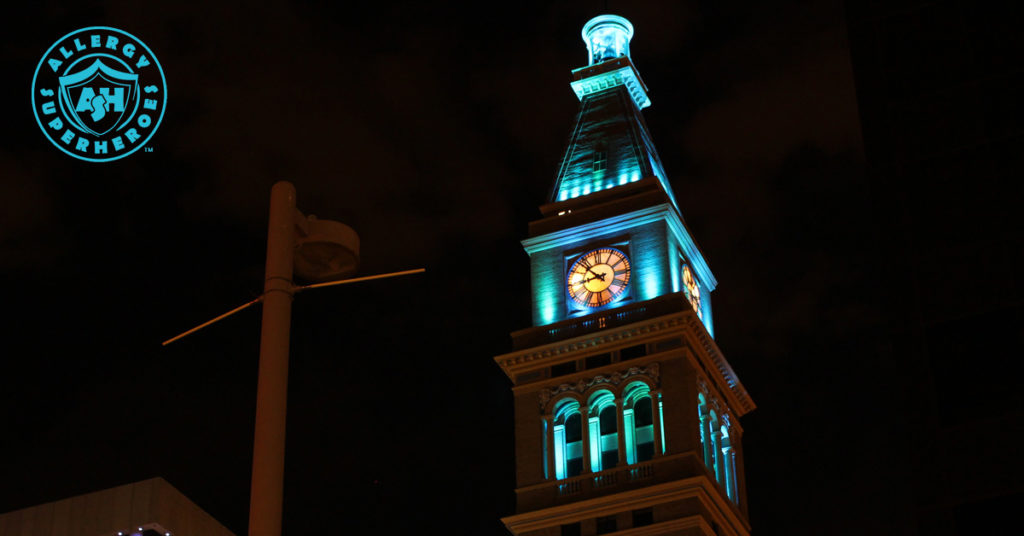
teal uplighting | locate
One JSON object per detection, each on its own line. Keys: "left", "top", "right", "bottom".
{"left": 588, "top": 390, "right": 617, "bottom": 472}
{"left": 622, "top": 381, "right": 654, "bottom": 464}
{"left": 582, "top": 15, "right": 633, "bottom": 65}
{"left": 526, "top": 203, "right": 718, "bottom": 326}
{"left": 531, "top": 255, "right": 560, "bottom": 325}
{"left": 542, "top": 419, "right": 549, "bottom": 479}
{"left": 588, "top": 416, "right": 601, "bottom": 473}
{"left": 553, "top": 425, "right": 564, "bottom": 480}
{"left": 640, "top": 269, "right": 662, "bottom": 301}
{"left": 553, "top": 399, "right": 583, "bottom": 480}
{"left": 670, "top": 255, "right": 681, "bottom": 293}
{"left": 623, "top": 408, "right": 635, "bottom": 464}
{"left": 658, "top": 394, "right": 665, "bottom": 454}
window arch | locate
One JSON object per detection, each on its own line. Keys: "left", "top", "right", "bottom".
{"left": 553, "top": 398, "right": 584, "bottom": 480}
{"left": 587, "top": 390, "right": 618, "bottom": 472}
{"left": 622, "top": 382, "right": 655, "bottom": 464}
{"left": 697, "top": 393, "right": 740, "bottom": 504}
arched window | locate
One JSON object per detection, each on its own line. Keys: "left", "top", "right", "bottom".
{"left": 698, "top": 394, "right": 739, "bottom": 503}
{"left": 622, "top": 382, "right": 654, "bottom": 464}
{"left": 553, "top": 399, "right": 584, "bottom": 480}
{"left": 587, "top": 391, "right": 618, "bottom": 472}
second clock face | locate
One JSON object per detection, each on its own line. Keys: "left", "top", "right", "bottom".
{"left": 567, "top": 247, "right": 631, "bottom": 307}
{"left": 682, "top": 264, "right": 702, "bottom": 318}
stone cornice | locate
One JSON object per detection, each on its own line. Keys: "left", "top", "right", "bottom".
{"left": 570, "top": 60, "right": 651, "bottom": 109}
{"left": 683, "top": 313, "right": 755, "bottom": 416}
{"left": 496, "top": 312, "right": 681, "bottom": 373}
{"left": 502, "top": 472, "right": 749, "bottom": 535}
{"left": 495, "top": 308, "right": 755, "bottom": 416}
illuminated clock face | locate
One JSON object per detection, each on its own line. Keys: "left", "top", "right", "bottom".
{"left": 567, "top": 247, "right": 631, "bottom": 307}
{"left": 682, "top": 265, "right": 702, "bottom": 318}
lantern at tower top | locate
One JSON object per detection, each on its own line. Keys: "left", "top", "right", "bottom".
{"left": 582, "top": 14, "right": 634, "bottom": 65}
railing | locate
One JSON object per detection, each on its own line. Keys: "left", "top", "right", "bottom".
{"left": 629, "top": 461, "right": 654, "bottom": 481}
{"left": 593, "top": 471, "right": 618, "bottom": 488}
{"left": 558, "top": 479, "right": 582, "bottom": 496}
{"left": 554, "top": 460, "right": 656, "bottom": 497}
{"left": 519, "top": 453, "right": 706, "bottom": 512}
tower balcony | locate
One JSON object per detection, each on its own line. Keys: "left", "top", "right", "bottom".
{"left": 515, "top": 452, "right": 710, "bottom": 510}
{"left": 505, "top": 452, "right": 750, "bottom": 536}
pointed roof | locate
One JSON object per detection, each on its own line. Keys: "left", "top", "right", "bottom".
{"left": 550, "top": 15, "right": 679, "bottom": 209}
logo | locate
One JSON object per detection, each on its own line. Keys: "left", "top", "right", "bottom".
{"left": 32, "top": 26, "right": 166, "bottom": 162}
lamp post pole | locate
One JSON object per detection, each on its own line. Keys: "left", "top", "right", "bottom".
{"left": 159, "top": 180, "right": 420, "bottom": 535}
{"left": 248, "top": 181, "right": 297, "bottom": 536}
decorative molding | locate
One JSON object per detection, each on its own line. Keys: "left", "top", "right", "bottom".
{"left": 521, "top": 203, "right": 674, "bottom": 254}
{"left": 495, "top": 306, "right": 755, "bottom": 416}
{"left": 683, "top": 314, "right": 756, "bottom": 416}
{"left": 497, "top": 314, "right": 685, "bottom": 370}
{"left": 570, "top": 65, "right": 651, "bottom": 109}
{"left": 539, "top": 363, "right": 660, "bottom": 410}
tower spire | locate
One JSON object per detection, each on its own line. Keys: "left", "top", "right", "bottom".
{"left": 550, "top": 15, "right": 678, "bottom": 209}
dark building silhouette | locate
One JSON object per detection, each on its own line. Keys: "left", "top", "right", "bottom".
{"left": 0, "top": 478, "right": 234, "bottom": 536}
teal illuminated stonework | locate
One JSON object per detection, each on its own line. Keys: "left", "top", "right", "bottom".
{"left": 522, "top": 13, "right": 715, "bottom": 335}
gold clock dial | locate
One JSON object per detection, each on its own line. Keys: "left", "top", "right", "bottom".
{"left": 567, "top": 247, "right": 631, "bottom": 307}
{"left": 683, "top": 264, "right": 702, "bottom": 318}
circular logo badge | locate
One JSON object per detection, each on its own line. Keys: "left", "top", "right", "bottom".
{"left": 32, "top": 26, "right": 167, "bottom": 163}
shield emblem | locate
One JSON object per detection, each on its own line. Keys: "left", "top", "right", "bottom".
{"left": 58, "top": 59, "right": 139, "bottom": 137}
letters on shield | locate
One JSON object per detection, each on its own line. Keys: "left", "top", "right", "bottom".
{"left": 58, "top": 59, "right": 139, "bottom": 137}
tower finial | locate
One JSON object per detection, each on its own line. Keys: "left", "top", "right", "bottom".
{"left": 582, "top": 15, "right": 634, "bottom": 65}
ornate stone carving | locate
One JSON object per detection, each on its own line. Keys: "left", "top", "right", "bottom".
{"left": 539, "top": 363, "right": 660, "bottom": 411}
{"left": 497, "top": 317, "right": 685, "bottom": 370}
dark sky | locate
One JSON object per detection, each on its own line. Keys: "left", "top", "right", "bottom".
{"left": 0, "top": 1, "right": 878, "bottom": 534}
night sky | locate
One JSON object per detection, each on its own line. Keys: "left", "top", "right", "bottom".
{"left": 5, "top": 1, "right": 1010, "bottom": 535}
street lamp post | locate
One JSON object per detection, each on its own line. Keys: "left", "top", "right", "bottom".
{"left": 248, "top": 181, "right": 297, "bottom": 536}
{"left": 162, "top": 180, "right": 423, "bottom": 536}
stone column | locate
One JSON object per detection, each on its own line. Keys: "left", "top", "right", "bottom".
{"left": 699, "top": 412, "right": 710, "bottom": 468}
{"left": 581, "top": 404, "right": 592, "bottom": 474}
{"left": 615, "top": 397, "right": 627, "bottom": 467}
{"left": 723, "top": 445, "right": 737, "bottom": 501}
{"left": 711, "top": 427, "right": 723, "bottom": 483}
{"left": 650, "top": 390, "right": 663, "bottom": 457}
{"left": 543, "top": 413, "right": 555, "bottom": 480}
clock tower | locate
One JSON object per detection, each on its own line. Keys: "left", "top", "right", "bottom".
{"left": 496, "top": 15, "right": 755, "bottom": 536}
